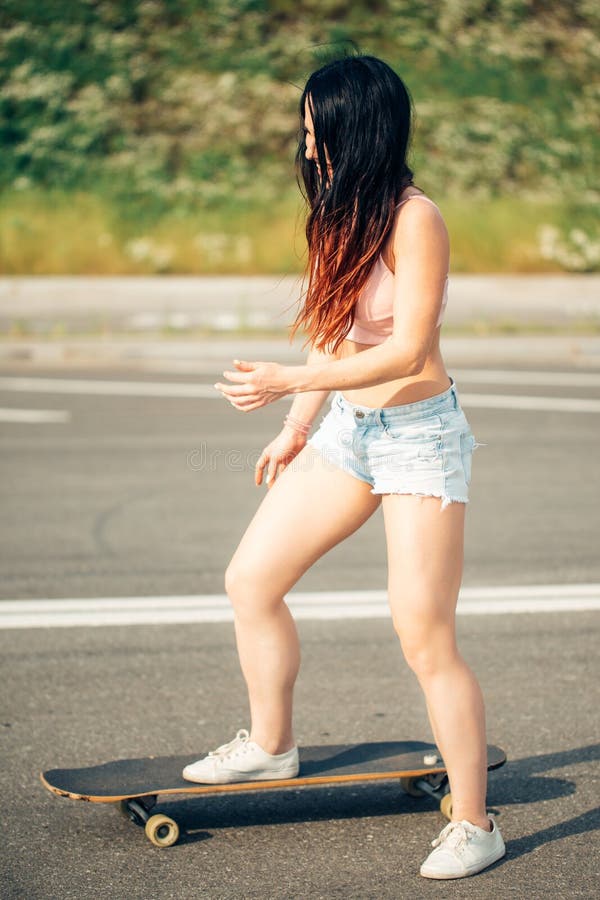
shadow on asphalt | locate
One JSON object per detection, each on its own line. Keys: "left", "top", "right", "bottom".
{"left": 133, "top": 742, "right": 599, "bottom": 848}
{"left": 497, "top": 742, "right": 600, "bottom": 862}
{"left": 505, "top": 807, "right": 600, "bottom": 861}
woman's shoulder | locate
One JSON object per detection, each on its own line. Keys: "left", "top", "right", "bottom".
{"left": 393, "top": 190, "right": 446, "bottom": 229}
{"left": 392, "top": 190, "right": 446, "bottom": 236}
{"left": 395, "top": 189, "right": 441, "bottom": 212}
{"left": 379, "top": 189, "right": 447, "bottom": 272}
{"left": 384, "top": 189, "right": 449, "bottom": 271}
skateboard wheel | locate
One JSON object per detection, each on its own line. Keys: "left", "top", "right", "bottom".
{"left": 145, "top": 813, "right": 180, "bottom": 848}
{"left": 399, "top": 776, "right": 425, "bottom": 798}
{"left": 440, "top": 792, "right": 453, "bottom": 821}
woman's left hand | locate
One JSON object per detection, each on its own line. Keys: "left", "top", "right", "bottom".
{"left": 214, "top": 359, "right": 299, "bottom": 410}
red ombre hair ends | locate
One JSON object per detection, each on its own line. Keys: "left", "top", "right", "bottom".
{"left": 289, "top": 55, "right": 419, "bottom": 353}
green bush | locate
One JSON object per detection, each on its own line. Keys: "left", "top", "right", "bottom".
{"left": 1, "top": 1, "right": 599, "bottom": 271}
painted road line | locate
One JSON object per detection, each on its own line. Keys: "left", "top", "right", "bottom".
{"left": 2, "top": 377, "right": 600, "bottom": 412}
{"left": 459, "top": 392, "right": 600, "bottom": 413}
{"left": 0, "top": 407, "right": 70, "bottom": 423}
{"left": 0, "top": 377, "right": 218, "bottom": 398}
{"left": 0, "top": 584, "right": 598, "bottom": 629}
{"left": 454, "top": 369, "right": 600, "bottom": 387}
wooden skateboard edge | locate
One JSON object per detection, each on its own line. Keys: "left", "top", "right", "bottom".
{"left": 40, "top": 747, "right": 506, "bottom": 804}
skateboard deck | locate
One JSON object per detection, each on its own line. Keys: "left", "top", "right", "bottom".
{"left": 41, "top": 741, "right": 506, "bottom": 848}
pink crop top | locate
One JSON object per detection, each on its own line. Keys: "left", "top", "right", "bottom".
{"left": 345, "top": 194, "right": 448, "bottom": 345}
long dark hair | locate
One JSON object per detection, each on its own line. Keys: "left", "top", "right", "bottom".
{"left": 288, "top": 55, "right": 418, "bottom": 353}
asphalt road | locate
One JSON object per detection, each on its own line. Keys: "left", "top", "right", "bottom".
{"left": 1, "top": 356, "right": 599, "bottom": 899}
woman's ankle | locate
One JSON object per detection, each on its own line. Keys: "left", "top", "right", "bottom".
{"left": 453, "top": 814, "right": 492, "bottom": 832}
{"left": 250, "top": 732, "right": 296, "bottom": 755}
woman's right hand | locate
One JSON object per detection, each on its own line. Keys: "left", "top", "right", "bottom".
{"left": 255, "top": 425, "right": 309, "bottom": 489}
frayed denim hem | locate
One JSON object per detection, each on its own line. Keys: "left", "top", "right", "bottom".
{"left": 369, "top": 489, "right": 469, "bottom": 512}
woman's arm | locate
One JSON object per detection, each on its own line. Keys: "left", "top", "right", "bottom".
{"left": 218, "top": 344, "right": 335, "bottom": 418}
{"left": 253, "top": 343, "right": 334, "bottom": 489}
{"left": 292, "top": 200, "right": 449, "bottom": 392}
{"left": 283, "top": 343, "right": 335, "bottom": 429}
{"left": 290, "top": 336, "right": 417, "bottom": 392}
{"left": 217, "top": 201, "right": 449, "bottom": 405}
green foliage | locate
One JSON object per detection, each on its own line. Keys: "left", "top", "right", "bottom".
{"left": 0, "top": 1, "right": 598, "bottom": 271}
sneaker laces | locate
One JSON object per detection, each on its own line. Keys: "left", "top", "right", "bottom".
{"left": 431, "top": 820, "right": 478, "bottom": 851}
{"left": 208, "top": 729, "right": 250, "bottom": 760}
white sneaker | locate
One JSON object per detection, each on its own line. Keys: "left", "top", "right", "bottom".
{"left": 420, "top": 815, "right": 506, "bottom": 879}
{"left": 182, "top": 729, "right": 300, "bottom": 784}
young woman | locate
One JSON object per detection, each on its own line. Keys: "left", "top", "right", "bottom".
{"left": 183, "top": 55, "right": 505, "bottom": 880}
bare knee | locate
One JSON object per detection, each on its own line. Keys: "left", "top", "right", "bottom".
{"left": 393, "top": 618, "right": 458, "bottom": 679}
{"left": 224, "top": 559, "right": 259, "bottom": 605}
{"left": 224, "top": 559, "right": 281, "bottom": 619}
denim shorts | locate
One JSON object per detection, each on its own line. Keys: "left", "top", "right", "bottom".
{"left": 306, "top": 377, "right": 485, "bottom": 511}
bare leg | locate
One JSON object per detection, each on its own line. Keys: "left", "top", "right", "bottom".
{"left": 381, "top": 494, "right": 490, "bottom": 830}
{"left": 225, "top": 445, "right": 381, "bottom": 755}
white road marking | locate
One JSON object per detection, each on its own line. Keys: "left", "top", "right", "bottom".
{"left": 459, "top": 392, "right": 600, "bottom": 412}
{"left": 1, "top": 375, "right": 600, "bottom": 413}
{"left": 0, "top": 407, "right": 70, "bottom": 423}
{"left": 0, "top": 584, "right": 598, "bottom": 629}
{"left": 454, "top": 369, "right": 600, "bottom": 387}
{"left": 0, "top": 377, "right": 218, "bottom": 398}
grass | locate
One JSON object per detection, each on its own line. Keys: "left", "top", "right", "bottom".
{"left": 441, "top": 196, "right": 562, "bottom": 273}
{"left": 0, "top": 189, "right": 306, "bottom": 276}
{"left": 0, "top": 189, "right": 597, "bottom": 276}
{"left": 2, "top": 319, "right": 600, "bottom": 342}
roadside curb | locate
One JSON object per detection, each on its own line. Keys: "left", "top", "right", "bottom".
{"left": 1, "top": 334, "right": 600, "bottom": 370}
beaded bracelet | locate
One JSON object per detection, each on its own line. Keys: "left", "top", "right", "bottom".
{"left": 284, "top": 413, "right": 311, "bottom": 435}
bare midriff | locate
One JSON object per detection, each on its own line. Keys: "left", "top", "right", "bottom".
{"left": 335, "top": 206, "right": 451, "bottom": 408}
{"left": 335, "top": 328, "right": 451, "bottom": 408}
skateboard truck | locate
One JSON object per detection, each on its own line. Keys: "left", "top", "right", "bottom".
{"left": 400, "top": 764, "right": 453, "bottom": 820}
{"left": 118, "top": 795, "right": 180, "bottom": 848}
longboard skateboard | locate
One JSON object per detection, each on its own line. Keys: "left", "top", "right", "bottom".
{"left": 41, "top": 741, "right": 506, "bottom": 848}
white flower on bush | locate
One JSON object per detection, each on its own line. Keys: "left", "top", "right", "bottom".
{"left": 194, "top": 232, "right": 228, "bottom": 264}
{"left": 538, "top": 224, "right": 600, "bottom": 272}
{"left": 193, "top": 232, "right": 253, "bottom": 266}
{"left": 125, "top": 237, "right": 173, "bottom": 270}
{"left": 125, "top": 238, "right": 153, "bottom": 262}
{"left": 538, "top": 225, "right": 560, "bottom": 258}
